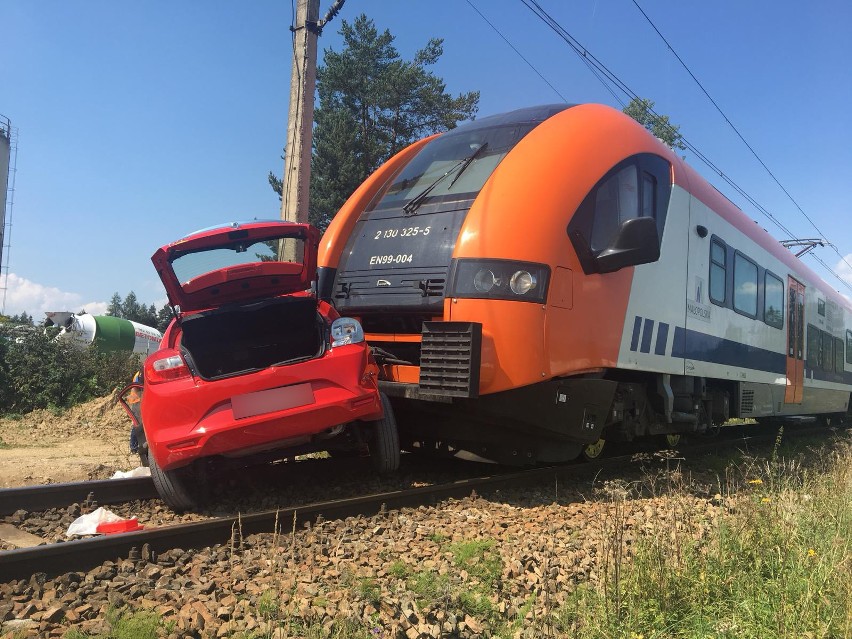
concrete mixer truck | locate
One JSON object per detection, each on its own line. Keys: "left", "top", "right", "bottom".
{"left": 44, "top": 311, "right": 162, "bottom": 355}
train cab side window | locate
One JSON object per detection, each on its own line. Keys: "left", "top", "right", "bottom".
{"left": 709, "top": 239, "right": 726, "bottom": 305}
{"left": 733, "top": 252, "right": 758, "bottom": 317}
{"left": 567, "top": 153, "right": 671, "bottom": 275}
{"left": 818, "top": 299, "right": 826, "bottom": 316}
{"left": 642, "top": 173, "right": 656, "bottom": 217}
{"left": 847, "top": 330, "right": 852, "bottom": 365}
{"left": 764, "top": 272, "right": 784, "bottom": 329}
{"left": 590, "top": 165, "right": 639, "bottom": 251}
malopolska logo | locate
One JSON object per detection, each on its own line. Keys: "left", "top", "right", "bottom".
{"left": 688, "top": 275, "right": 712, "bottom": 322}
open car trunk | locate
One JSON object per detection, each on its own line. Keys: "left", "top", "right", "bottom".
{"left": 179, "top": 297, "right": 324, "bottom": 380}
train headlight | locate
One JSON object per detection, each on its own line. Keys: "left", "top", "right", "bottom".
{"left": 448, "top": 259, "right": 550, "bottom": 303}
{"left": 509, "top": 270, "right": 537, "bottom": 295}
{"left": 331, "top": 317, "right": 365, "bottom": 347}
{"left": 473, "top": 269, "right": 498, "bottom": 292}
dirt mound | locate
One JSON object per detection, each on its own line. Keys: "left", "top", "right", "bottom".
{"left": 0, "top": 395, "right": 137, "bottom": 487}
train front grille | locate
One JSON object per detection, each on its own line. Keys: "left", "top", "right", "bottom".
{"left": 419, "top": 322, "right": 482, "bottom": 398}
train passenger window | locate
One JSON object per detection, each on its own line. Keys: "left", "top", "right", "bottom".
{"left": 835, "top": 337, "right": 845, "bottom": 373}
{"left": 709, "top": 239, "right": 726, "bottom": 305}
{"left": 847, "top": 330, "right": 852, "bottom": 365}
{"left": 818, "top": 299, "right": 826, "bottom": 316}
{"left": 590, "top": 165, "right": 639, "bottom": 251}
{"left": 822, "top": 333, "right": 834, "bottom": 373}
{"left": 733, "top": 252, "right": 758, "bottom": 317}
{"left": 764, "top": 272, "right": 783, "bottom": 329}
{"left": 807, "top": 324, "right": 821, "bottom": 368}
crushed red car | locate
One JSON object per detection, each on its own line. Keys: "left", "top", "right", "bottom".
{"left": 119, "top": 221, "right": 398, "bottom": 511}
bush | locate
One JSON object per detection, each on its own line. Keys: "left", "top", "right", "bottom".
{"left": 0, "top": 324, "right": 140, "bottom": 415}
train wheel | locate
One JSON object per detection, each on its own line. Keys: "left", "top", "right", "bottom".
{"left": 149, "top": 453, "right": 203, "bottom": 513}
{"left": 658, "top": 433, "right": 681, "bottom": 448}
{"left": 369, "top": 393, "right": 400, "bottom": 475}
{"left": 581, "top": 438, "right": 606, "bottom": 461}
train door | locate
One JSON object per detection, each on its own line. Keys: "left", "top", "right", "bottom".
{"left": 785, "top": 277, "right": 805, "bottom": 403}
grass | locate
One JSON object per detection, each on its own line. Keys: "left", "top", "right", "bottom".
{"left": 63, "top": 608, "right": 168, "bottom": 639}
{"left": 555, "top": 432, "right": 852, "bottom": 638}
{"left": 388, "top": 560, "right": 409, "bottom": 579}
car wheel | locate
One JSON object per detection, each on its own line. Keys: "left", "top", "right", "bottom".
{"left": 149, "top": 452, "right": 204, "bottom": 513}
{"left": 581, "top": 438, "right": 606, "bottom": 461}
{"left": 369, "top": 393, "right": 400, "bottom": 475}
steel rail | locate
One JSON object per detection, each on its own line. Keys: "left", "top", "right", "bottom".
{"left": 0, "top": 455, "right": 364, "bottom": 516}
{"left": 0, "top": 429, "right": 809, "bottom": 584}
{"left": 0, "top": 477, "right": 158, "bottom": 517}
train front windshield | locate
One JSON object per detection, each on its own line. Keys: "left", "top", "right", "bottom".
{"left": 368, "top": 123, "right": 538, "bottom": 212}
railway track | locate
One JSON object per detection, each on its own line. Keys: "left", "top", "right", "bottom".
{"left": 0, "top": 424, "right": 827, "bottom": 583}
{"left": 0, "top": 476, "right": 158, "bottom": 517}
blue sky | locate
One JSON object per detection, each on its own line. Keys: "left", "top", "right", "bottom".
{"left": 2, "top": 0, "right": 851, "bottom": 318}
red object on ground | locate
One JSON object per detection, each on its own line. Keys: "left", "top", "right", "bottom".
{"left": 96, "top": 518, "right": 144, "bottom": 534}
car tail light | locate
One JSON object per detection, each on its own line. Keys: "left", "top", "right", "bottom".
{"left": 330, "top": 317, "right": 365, "bottom": 347}
{"left": 145, "top": 349, "right": 191, "bottom": 383}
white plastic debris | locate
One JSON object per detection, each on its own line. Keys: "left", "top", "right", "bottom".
{"left": 66, "top": 507, "right": 123, "bottom": 537}
{"left": 110, "top": 466, "right": 151, "bottom": 479}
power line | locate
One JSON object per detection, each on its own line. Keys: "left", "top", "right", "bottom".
{"left": 630, "top": 0, "right": 852, "bottom": 288}
{"left": 518, "top": 0, "right": 852, "bottom": 295}
{"left": 464, "top": 0, "right": 568, "bottom": 103}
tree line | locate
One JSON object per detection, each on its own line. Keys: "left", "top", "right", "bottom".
{"left": 0, "top": 291, "right": 170, "bottom": 415}
{"left": 0, "top": 324, "right": 139, "bottom": 415}
{"left": 106, "top": 291, "right": 174, "bottom": 332}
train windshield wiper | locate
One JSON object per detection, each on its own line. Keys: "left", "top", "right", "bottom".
{"left": 403, "top": 143, "right": 488, "bottom": 215}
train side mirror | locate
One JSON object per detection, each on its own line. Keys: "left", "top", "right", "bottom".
{"left": 595, "top": 216, "right": 660, "bottom": 274}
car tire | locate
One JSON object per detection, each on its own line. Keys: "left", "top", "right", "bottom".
{"left": 149, "top": 452, "right": 203, "bottom": 513}
{"left": 369, "top": 393, "right": 400, "bottom": 475}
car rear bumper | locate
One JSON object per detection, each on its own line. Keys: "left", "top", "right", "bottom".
{"left": 142, "top": 344, "right": 382, "bottom": 470}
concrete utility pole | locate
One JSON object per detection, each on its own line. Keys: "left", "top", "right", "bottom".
{"left": 280, "top": 0, "right": 320, "bottom": 226}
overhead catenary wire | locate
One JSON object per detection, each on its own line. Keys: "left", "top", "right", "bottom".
{"left": 630, "top": 0, "right": 852, "bottom": 288}
{"left": 517, "top": 0, "right": 852, "bottom": 295}
{"left": 464, "top": 0, "right": 568, "bottom": 103}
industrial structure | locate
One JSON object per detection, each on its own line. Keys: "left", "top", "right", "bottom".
{"left": 0, "top": 114, "right": 17, "bottom": 314}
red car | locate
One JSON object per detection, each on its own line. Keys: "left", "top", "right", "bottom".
{"left": 120, "top": 221, "right": 398, "bottom": 511}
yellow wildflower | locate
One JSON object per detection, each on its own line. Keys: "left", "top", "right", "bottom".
{"left": 748, "top": 479, "right": 763, "bottom": 485}
{"left": 807, "top": 548, "right": 816, "bottom": 558}
{"left": 761, "top": 497, "right": 771, "bottom": 503}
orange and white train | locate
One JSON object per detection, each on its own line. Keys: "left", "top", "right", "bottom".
{"left": 317, "top": 103, "right": 852, "bottom": 463}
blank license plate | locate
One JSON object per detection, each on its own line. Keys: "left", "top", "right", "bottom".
{"left": 231, "top": 383, "right": 315, "bottom": 419}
